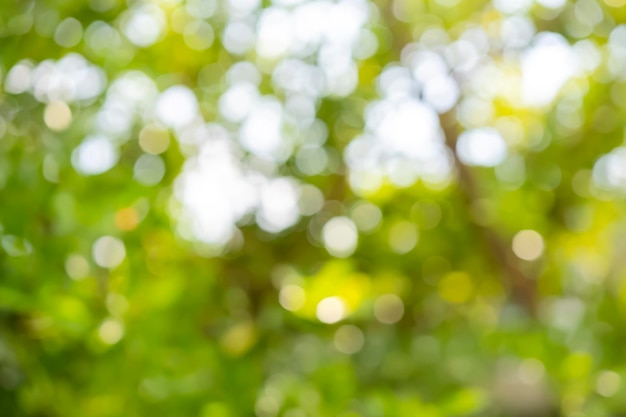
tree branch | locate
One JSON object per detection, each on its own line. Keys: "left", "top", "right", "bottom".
{"left": 439, "top": 110, "right": 537, "bottom": 315}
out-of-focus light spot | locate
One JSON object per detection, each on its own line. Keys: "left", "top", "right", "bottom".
{"left": 420, "top": 27, "right": 450, "bottom": 48}
{"left": 353, "top": 29, "right": 378, "bottom": 60}
{"left": 139, "top": 124, "right": 170, "bottom": 155}
{"left": 227, "top": 61, "right": 261, "bottom": 86}
{"left": 219, "top": 83, "right": 259, "bottom": 123}
{"left": 285, "top": 95, "right": 317, "bottom": 127}
{"left": 85, "top": 21, "right": 123, "bottom": 54}
{"left": 240, "top": 98, "right": 284, "bottom": 158}
{"left": 184, "top": 20, "right": 214, "bottom": 51}
{"left": 348, "top": 169, "right": 384, "bottom": 195}
{"left": 388, "top": 221, "right": 418, "bottom": 254}
{"left": 138, "top": 377, "right": 169, "bottom": 401}
{"left": 106, "top": 293, "right": 129, "bottom": 317}
{"left": 575, "top": 0, "right": 603, "bottom": 27}
{"left": 350, "top": 201, "right": 382, "bottom": 232}
{"left": 156, "top": 86, "right": 199, "bottom": 129}
{"left": 494, "top": 116, "right": 523, "bottom": 146}
{"left": 472, "top": 63, "right": 511, "bottom": 102}
{"left": 257, "top": 8, "right": 292, "bottom": 59}
{"left": 322, "top": 217, "right": 358, "bottom": 258}
{"left": 44, "top": 101, "right": 72, "bottom": 131}
{"left": 186, "top": 0, "right": 217, "bottom": 18}
{"left": 438, "top": 272, "right": 473, "bottom": 303}
{"left": 434, "top": 0, "right": 461, "bottom": 6}
{"left": 334, "top": 325, "right": 364, "bottom": 354}
{"left": 106, "top": 70, "right": 156, "bottom": 109}
{"left": 501, "top": 16, "right": 535, "bottom": 50}
{"left": 121, "top": 5, "right": 166, "bottom": 47}
{"left": 373, "top": 294, "right": 404, "bottom": 324}
{"left": 98, "top": 318, "right": 124, "bottom": 344}
{"left": 445, "top": 39, "right": 480, "bottom": 73}
{"left": 422, "top": 75, "right": 459, "bottom": 113}
{"left": 410, "top": 51, "right": 447, "bottom": 85}
{"left": 274, "top": 0, "right": 306, "bottom": 6}
{"left": 494, "top": 360, "right": 550, "bottom": 414}
{"left": 134, "top": 154, "right": 166, "bottom": 186}
{"left": 536, "top": 0, "right": 566, "bottom": 8}
{"left": 223, "top": 20, "right": 256, "bottom": 55}
{"left": 323, "top": 58, "right": 359, "bottom": 98}
{"left": 495, "top": 154, "right": 526, "bottom": 187}
{"left": 65, "top": 254, "right": 90, "bottom": 280}
{"left": 512, "top": 230, "right": 544, "bottom": 261}
{"left": 346, "top": 95, "right": 446, "bottom": 188}
{"left": 10, "top": 12, "right": 33, "bottom": 36}
{"left": 381, "top": 68, "right": 411, "bottom": 95}
{"left": 521, "top": 33, "right": 576, "bottom": 107}
{"left": 593, "top": 147, "right": 626, "bottom": 192}
{"left": 90, "top": 0, "right": 116, "bottom": 12}
{"left": 257, "top": 178, "right": 300, "bottom": 232}
{"left": 542, "top": 297, "right": 585, "bottom": 332}
{"left": 279, "top": 284, "right": 306, "bottom": 311}
{"left": 295, "top": 12, "right": 328, "bottom": 54}
{"left": 115, "top": 207, "right": 140, "bottom": 231}
{"left": 573, "top": 40, "right": 601, "bottom": 74}
{"left": 298, "top": 184, "right": 325, "bottom": 216}
{"left": 316, "top": 296, "right": 346, "bottom": 324}
{"left": 273, "top": 60, "right": 325, "bottom": 97}
{"left": 296, "top": 146, "right": 327, "bottom": 176}
{"left": 412, "top": 200, "right": 442, "bottom": 230}
{"left": 255, "top": 395, "right": 280, "bottom": 417}
{"left": 220, "top": 321, "right": 256, "bottom": 356}
{"left": 493, "top": 0, "right": 532, "bottom": 14}
{"left": 175, "top": 134, "right": 258, "bottom": 246}
{"left": 1, "top": 236, "right": 33, "bottom": 257}
{"left": 4, "top": 61, "right": 33, "bottom": 94}
{"left": 43, "top": 155, "right": 60, "bottom": 183}
{"left": 170, "top": 8, "right": 192, "bottom": 34}
{"left": 572, "top": 252, "right": 607, "bottom": 283}
{"left": 387, "top": 159, "right": 419, "bottom": 187}
{"left": 92, "top": 236, "right": 126, "bottom": 268}
{"left": 596, "top": 371, "right": 621, "bottom": 397}
{"left": 325, "top": 0, "right": 369, "bottom": 46}
{"left": 413, "top": 335, "right": 440, "bottom": 363}
{"left": 227, "top": 0, "right": 262, "bottom": 16}
{"left": 54, "top": 18, "right": 83, "bottom": 48}
{"left": 72, "top": 135, "right": 118, "bottom": 175}
{"left": 604, "top": 0, "right": 626, "bottom": 6}
{"left": 97, "top": 102, "right": 134, "bottom": 137}
{"left": 26, "top": 54, "right": 107, "bottom": 103}
{"left": 456, "top": 128, "right": 507, "bottom": 167}
{"left": 518, "top": 359, "right": 545, "bottom": 384}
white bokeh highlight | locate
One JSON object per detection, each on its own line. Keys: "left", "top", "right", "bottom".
{"left": 456, "top": 128, "right": 507, "bottom": 167}
{"left": 72, "top": 135, "right": 118, "bottom": 175}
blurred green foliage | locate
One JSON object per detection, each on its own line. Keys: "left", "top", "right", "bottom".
{"left": 2, "top": 0, "right": 626, "bottom": 416}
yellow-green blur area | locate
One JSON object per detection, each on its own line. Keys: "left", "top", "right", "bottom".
{"left": 1, "top": 0, "right": 626, "bottom": 415}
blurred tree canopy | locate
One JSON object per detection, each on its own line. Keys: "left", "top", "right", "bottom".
{"left": 2, "top": 0, "right": 626, "bottom": 415}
